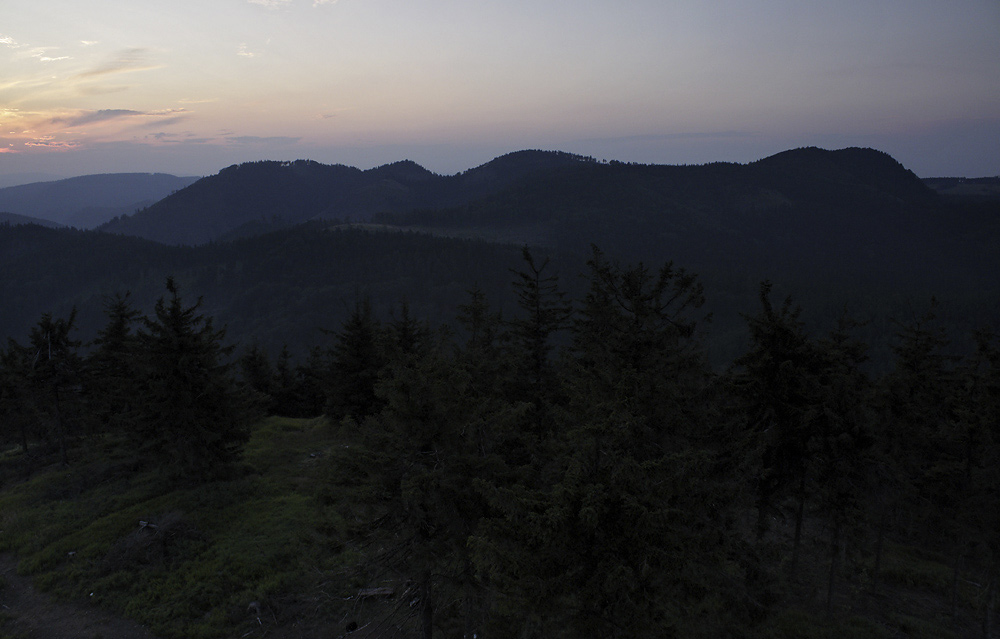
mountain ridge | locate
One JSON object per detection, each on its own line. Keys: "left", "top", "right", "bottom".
{"left": 98, "top": 150, "right": 589, "bottom": 245}
{"left": 97, "top": 147, "right": 933, "bottom": 246}
{"left": 0, "top": 211, "right": 65, "bottom": 229}
{"left": 0, "top": 173, "right": 200, "bottom": 229}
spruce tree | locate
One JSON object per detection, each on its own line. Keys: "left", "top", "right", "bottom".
{"left": 474, "top": 250, "right": 747, "bottom": 638}
{"left": 26, "top": 310, "right": 83, "bottom": 465}
{"left": 730, "top": 281, "right": 824, "bottom": 567}
{"left": 86, "top": 292, "right": 142, "bottom": 436}
{"left": 875, "top": 303, "right": 961, "bottom": 551}
{"left": 0, "top": 338, "right": 36, "bottom": 455}
{"left": 325, "top": 296, "right": 386, "bottom": 421}
{"left": 505, "top": 248, "right": 571, "bottom": 423}
{"left": 335, "top": 328, "right": 501, "bottom": 638}
{"left": 961, "top": 330, "right": 1000, "bottom": 631}
{"left": 810, "top": 315, "right": 874, "bottom": 612}
{"left": 135, "top": 277, "right": 253, "bottom": 481}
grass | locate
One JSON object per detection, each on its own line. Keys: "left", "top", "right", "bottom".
{"left": 0, "top": 418, "right": 990, "bottom": 638}
{"left": 767, "top": 608, "right": 894, "bottom": 639}
{"left": 0, "top": 416, "right": 353, "bottom": 639}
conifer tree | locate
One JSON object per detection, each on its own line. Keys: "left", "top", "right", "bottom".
{"left": 325, "top": 296, "right": 386, "bottom": 421}
{"left": 809, "top": 315, "right": 874, "bottom": 612}
{"left": 571, "top": 246, "right": 708, "bottom": 445}
{"left": 875, "top": 303, "right": 961, "bottom": 556}
{"left": 293, "top": 346, "right": 328, "bottom": 418}
{"left": 135, "top": 277, "right": 253, "bottom": 480}
{"left": 455, "top": 285, "right": 512, "bottom": 460}
{"left": 86, "top": 292, "right": 142, "bottom": 435}
{"left": 0, "top": 338, "right": 36, "bottom": 454}
{"left": 26, "top": 310, "right": 83, "bottom": 465}
{"left": 474, "top": 250, "right": 747, "bottom": 638}
{"left": 730, "top": 281, "right": 823, "bottom": 567}
{"left": 270, "top": 344, "right": 303, "bottom": 417}
{"left": 338, "top": 328, "right": 501, "bottom": 638}
{"left": 505, "top": 248, "right": 571, "bottom": 421}
{"left": 960, "top": 330, "right": 1000, "bottom": 631}
{"left": 240, "top": 344, "right": 275, "bottom": 398}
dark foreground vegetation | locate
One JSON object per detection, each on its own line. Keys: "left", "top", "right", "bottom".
{"left": 1, "top": 246, "right": 998, "bottom": 639}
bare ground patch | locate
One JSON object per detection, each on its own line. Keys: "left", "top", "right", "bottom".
{"left": 0, "top": 554, "right": 158, "bottom": 639}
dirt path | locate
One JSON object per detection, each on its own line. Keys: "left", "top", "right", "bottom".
{"left": 0, "top": 554, "right": 158, "bottom": 639}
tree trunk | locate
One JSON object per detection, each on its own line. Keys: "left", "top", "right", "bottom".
{"left": 463, "top": 560, "right": 478, "bottom": 639}
{"left": 951, "top": 545, "right": 962, "bottom": 620}
{"left": 19, "top": 418, "right": 29, "bottom": 456}
{"left": 826, "top": 517, "right": 840, "bottom": 614}
{"left": 985, "top": 578, "right": 994, "bottom": 639}
{"left": 53, "top": 385, "right": 68, "bottom": 467}
{"left": 422, "top": 569, "right": 433, "bottom": 639}
{"left": 791, "top": 473, "right": 806, "bottom": 575}
{"left": 873, "top": 509, "right": 887, "bottom": 591}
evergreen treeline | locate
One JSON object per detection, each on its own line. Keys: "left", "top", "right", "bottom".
{"left": 3, "top": 247, "right": 996, "bottom": 637}
{"left": 1, "top": 280, "right": 255, "bottom": 481}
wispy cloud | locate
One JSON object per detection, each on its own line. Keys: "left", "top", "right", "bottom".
{"left": 146, "top": 133, "right": 214, "bottom": 145}
{"left": 247, "top": 0, "right": 292, "bottom": 8}
{"left": 227, "top": 135, "right": 300, "bottom": 145}
{"left": 21, "top": 46, "right": 59, "bottom": 60}
{"left": 77, "top": 84, "right": 131, "bottom": 96}
{"left": 40, "top": 56, "right": 71, "bottom": 62}
{"left": 237, "top": 44, "right": 256, "bottom": 58}
{"left": 1, "top": 36, "right": 20, "bottom": 48}
{"left": 80, "top": 40, "right": 99, "bottom": 46}
{"left": 50, "top": 109, "right": 145, "bottom": 127}
{"left": 318, "top": 108, "right": 352, "bottom": 119}
{"left": 24, "top": 137, "right": 80, "bottom": 150}
{"left": 140, "top": 115, "right": 188, "bottom": 128}
{"left": 313, "top": 0, "right": 339, "bottom": 6}
{"left": 48, "top": 108, "right": 188, "bottom": 129}
{"left": 76, "top": 48, "right": 160, "bottom": 78}
{"left": 2, "top": 103, "right": 192, "bottom": 155}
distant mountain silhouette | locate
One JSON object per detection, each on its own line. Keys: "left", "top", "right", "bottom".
{"left": 923, "top": 176, "right": 1000, "bottom": 201}
{"left": 0, "top": 173, "right": 66, "bottom": 189}
{"left": 377, "top": 147, "right": 944, "bottom": 281}
{"left": 98, "top": 151, "right": 591, "bottom": 245}
{"left": 0, "top": 146, "right": 996, "bottom": 369}
{"left": 0, "top": 211, "right": 65, "bottom": 229}
{"left": 0, "top": 173, "right": 200, "bottom": 229}
{"left": 96, "top": 147, "right": 940, "bottom": 249}
{"left": 748, "top": 147, "right": 935, "bottom": 206}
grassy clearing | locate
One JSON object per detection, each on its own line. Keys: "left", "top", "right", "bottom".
{"left": 0, "top": 418, "right": 987, "bottom": 638}
{"left": 0, "top": 417, "right": 352, "bottom": 639}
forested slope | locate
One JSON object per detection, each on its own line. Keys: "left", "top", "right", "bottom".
{"left": 1, "top": 248, "right": 998, "bottom": 638}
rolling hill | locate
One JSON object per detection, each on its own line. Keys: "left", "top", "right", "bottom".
{"left": 1, "top": 146, "right": 996, "bottom": 368}
{"left": 0, "top": 211, "right": 64, "bottom": 228}
{"left": 0, "top": 173, "right": 200, "bottom": 229}
{"left": 98, "top": 151, "right": 589, "bottom": 245}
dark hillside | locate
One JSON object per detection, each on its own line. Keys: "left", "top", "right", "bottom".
{"left": 0, "top": 214, "right": 64, "bottom": 229}
{"left": 1, "top": 148, "right": 998, "bottom": 639}
{"left": 2, "top": 147, "right": 996, "bottom": 368}
{"left": 0, "top": 223, "right": 534, "bottom": 358}
{"left": 750, "top": 146, "right": 936, "bottom": 205}
{"left": 99, "top": 161, "right": 366, "bottom": 245}
{"left": 98, "top": 151, "right": 590, "bottom": 245}
{"left": 386, "top": 147, "right": 969, "bottom": 286}
{"left": 923, "top": 175, "right": 1000, "bottom": 199}
{"left": 0, "top": 173, "right": 198, "bottom": 228}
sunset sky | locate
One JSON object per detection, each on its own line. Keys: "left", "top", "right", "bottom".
{"left": 2, "top": 0, "right": 998, "bottom": 182}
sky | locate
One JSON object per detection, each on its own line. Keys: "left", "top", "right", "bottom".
{"left": 2, "top": 0, "right": 999, "bottom": 183}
